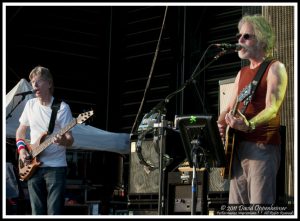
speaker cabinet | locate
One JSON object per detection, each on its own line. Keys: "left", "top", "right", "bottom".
{"left": 129, "top": 139, "right": 160, "bottom": 194}
{"left": 166, "top": 171, "right": 207, "bottom": 215}
{"left": 219, "top": 77, "right": 235, "bottom": 113}
{"left": 206, "top": 78, "right": 236, "bottom": 193}
{"left": 208, "top": 168, "right": 229, "bottom": 192}
{"left": 129, "top": 128, "right": 185, "bottom": 195}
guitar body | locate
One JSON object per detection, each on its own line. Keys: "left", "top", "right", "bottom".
{"left": 18, "top": 133, "right": 47, "bottom": 181}
{"left": 220, "top": 126, "right": 236, "bottom": 180}
{"left": 19, "top": 157, "right": 41, "bottom": 181}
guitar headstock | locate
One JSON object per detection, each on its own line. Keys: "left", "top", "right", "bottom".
{"left": 76, "top": 110, "right": 94, "bottom": 124}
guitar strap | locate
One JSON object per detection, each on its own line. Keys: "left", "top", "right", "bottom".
{"left": 240, "top": 57, "right": 275, "bottom": 114}
{"left": 48, "top": 98, "right": 61, "bottom": 135}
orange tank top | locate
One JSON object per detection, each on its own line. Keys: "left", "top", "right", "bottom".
{"left": 235, "top": 60, "right": 281, "bottom": 145}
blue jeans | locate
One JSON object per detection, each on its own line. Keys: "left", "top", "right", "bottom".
{"left": 27, "top": 167, "right": 67, "bottom": 215}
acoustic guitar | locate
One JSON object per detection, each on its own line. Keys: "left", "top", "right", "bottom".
{"left": 220, "top": 84, "right": 252, "bottom": 180}
{"left": 18, "top": 110, "right": 94, "bottom": 181}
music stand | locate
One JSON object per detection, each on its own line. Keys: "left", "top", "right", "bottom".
{"left": 177, "top": 115, "right": 225, "bottom": 215}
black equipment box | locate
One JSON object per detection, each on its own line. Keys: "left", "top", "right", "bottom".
{"left": 166, "top": 171, "right": 208, "bottom": 215}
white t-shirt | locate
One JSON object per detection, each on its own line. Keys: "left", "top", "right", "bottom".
{"left": 19, "top": 97, "right": 74, "bottom": 167}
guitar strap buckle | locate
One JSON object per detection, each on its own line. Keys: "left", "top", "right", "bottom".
{"left": 239, "top": 83, "right": 253, "bottom": 114}
{"left": 240, "top": 58, "right": 275, "bottom": 114}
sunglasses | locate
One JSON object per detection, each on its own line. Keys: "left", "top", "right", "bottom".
{"left": 236, "top": 33, "right": 256, "bottom": 40}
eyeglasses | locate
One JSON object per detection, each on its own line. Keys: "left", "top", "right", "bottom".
{"left": 236, "top": 33, "right": 256, "bottom": 40}
{"left": 31, "top": 78, "right": 46, "bottom": 86}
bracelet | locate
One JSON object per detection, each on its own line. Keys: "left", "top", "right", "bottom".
{"left": 248, "top": 121, "right": 256, "bottom": 132}
{"left": 16, "top": 138, "right": 27, "bottom": 154}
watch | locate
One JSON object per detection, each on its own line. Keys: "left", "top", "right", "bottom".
{"left": 248, "top": 121, "right": 256, "bottom": 132}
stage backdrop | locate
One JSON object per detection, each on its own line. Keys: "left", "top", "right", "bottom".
{"left": 263, "top": 6, "right": 294, "bottom": 203}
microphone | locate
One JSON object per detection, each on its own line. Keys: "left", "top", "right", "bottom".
{"left": 15, "top": 89, "right": 36, "bottom": 96}
{"left": 214, "top": 43, "right": 243, "bottom": 51}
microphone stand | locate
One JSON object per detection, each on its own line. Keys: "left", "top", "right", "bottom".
{"left": 138, "top": 46, "right": 229, "bottom": 215}
{"left": 164, "top": 48, "right": 228, "bottom": 105}
{"left": 6, "top": 95, "right": 27, "bottom": 120}
{"left": 190, "top": 139, "right": 209, "bottom": 215}
{"left": 191, "top": 140, "right": 201, "bottom": 215}
{"left": 155, "top": 112, "right": 167, "bottom": 215}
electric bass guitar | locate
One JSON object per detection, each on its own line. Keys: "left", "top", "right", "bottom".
{"left": 220, "top": 84, "right": 252, "bottom": 180}
{"left": 18, "top": 110, "right": 94, "bottom": 181}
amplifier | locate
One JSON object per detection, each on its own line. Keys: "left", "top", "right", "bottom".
{"left": 166, "top": 171, "right": 208, "bottom": 215}
{"left": 129, "top": 128, "right": 185, "bottom": 194}
{"left": 208, "top": 168, "right": 230, "bottom": 192}
{"left": 219, "top": 77, "right": 235, "bottom": 114}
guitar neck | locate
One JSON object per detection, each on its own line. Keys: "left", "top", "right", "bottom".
{"left": 231, "top": 98, "right": 239, "bottom": 115}
{"left": 31, "top": 118, "right": 77, "bottom": 158}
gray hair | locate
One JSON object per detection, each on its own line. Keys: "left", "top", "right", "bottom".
{"left": 238, "top": 14, "right": 275, "bottom": 57}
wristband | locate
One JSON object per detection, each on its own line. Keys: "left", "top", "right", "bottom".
{"left": 247, "top": 121, "right": 256, "bottom": 132}
{"left": 16, "top": 139, "right": 27, "bottom": 154}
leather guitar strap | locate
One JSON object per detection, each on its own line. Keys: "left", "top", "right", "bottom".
{"left": 240, "top": 57, "right": 275, "bottom": 114}
{"left": 48, "top": 98, "right": 61, "bottom": 135}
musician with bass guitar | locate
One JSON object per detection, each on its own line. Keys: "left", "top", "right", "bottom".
{"left": 217, "top": 15, "right": 287, "bottom": 205}
{"left": 16, "top": 66, "right": 74, "bottom": 215}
